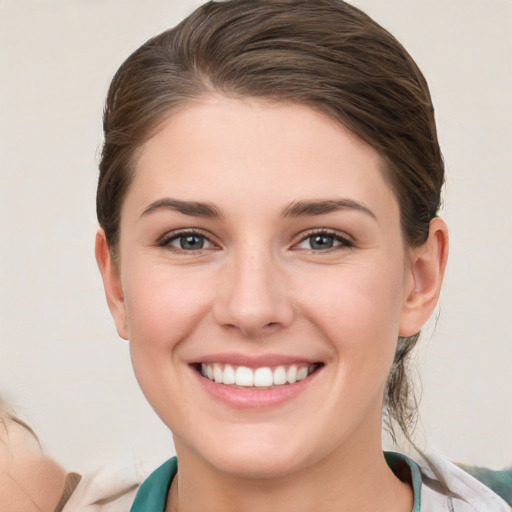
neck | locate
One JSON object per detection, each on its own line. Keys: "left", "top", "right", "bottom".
{"left": 168, "top": 434, "right": 413, "bottom": 512}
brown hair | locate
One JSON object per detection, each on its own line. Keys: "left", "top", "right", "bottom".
{"left": 97, "top": 0, "right": 444, "bottom": 442}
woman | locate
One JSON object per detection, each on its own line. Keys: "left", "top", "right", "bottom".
{"left": 94, "top": 1, "right": 510, "bottom": 510}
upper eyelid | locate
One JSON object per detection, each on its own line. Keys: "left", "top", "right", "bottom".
{"left": 158, "top": 228, "right": 217, "bottom": 246}
{"left": 294, "top": 228, "right": 353, "bottom": 243}
{"left": 156, "top": 227, "right": 353, "bottom": 248}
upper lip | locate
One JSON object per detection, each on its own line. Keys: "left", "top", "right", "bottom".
{"left": 189, "top": 353, "right": 321, "bottom": 368}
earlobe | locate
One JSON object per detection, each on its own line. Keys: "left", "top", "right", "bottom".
{"left": 95, "top": 229, "right": 129, "bottom": 340}
{"left": 399, "top": 217, "right": 449, "bottom": 337}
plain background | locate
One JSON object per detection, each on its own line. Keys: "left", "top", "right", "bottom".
{"left": 0, "top": 0, "right": 511, "bottom": 473}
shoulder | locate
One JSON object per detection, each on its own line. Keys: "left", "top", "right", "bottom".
{"left": 418, "top": 452, "right": 511, "bottom": 512}
{"left": 0, "top": 417, "right": 66, "bottom": 512}
{"left": 456, "top": 462, "right": 512, "bottom": 507}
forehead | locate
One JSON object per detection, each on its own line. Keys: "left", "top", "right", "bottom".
{"left": 126, "top": 97, "right": 398, "bottom": 220}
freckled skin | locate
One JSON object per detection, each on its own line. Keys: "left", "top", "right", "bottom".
{"left": 97, "top": 97, "right": 448, "bottom": 512}
{"left": 0, "top": 419, "right": 66, "bottom": 512}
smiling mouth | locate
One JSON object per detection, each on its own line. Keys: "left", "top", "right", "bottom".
{"left": 195, "top": 362, "right": 323, "bottom": 389}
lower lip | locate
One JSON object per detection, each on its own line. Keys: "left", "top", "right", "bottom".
{"left": 192, "top": 366, "right": 322, "bottom": 409}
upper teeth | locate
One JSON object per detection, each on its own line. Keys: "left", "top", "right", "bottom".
{"left": 201, "top": 363, "right": 314, "bottom": 387}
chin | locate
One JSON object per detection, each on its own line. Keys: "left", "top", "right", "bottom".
{"left": 183, "top": 425, "right": 315, "bottom": 479}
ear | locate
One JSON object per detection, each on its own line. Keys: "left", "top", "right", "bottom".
{"left": 399, "top": 217, "right": 449, "bottom": 337}
{"left": 95, "top": 228, "right": 128, "bottom": 340}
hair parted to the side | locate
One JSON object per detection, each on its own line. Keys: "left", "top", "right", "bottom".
{"left": 97, "top": 0, "right": 444, "bottom": 444}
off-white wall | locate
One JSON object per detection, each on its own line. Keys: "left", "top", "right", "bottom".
{"left": 0, "top": 0, "right": 510, "bottom": 473}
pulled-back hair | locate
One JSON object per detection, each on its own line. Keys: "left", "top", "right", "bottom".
{"left": 97, "top": 0, "right": 444, "bottom": 443}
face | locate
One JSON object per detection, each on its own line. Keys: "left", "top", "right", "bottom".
{"left": 99, "top": 97, "right": 434, "bottom": 478}
{"left": 0, "top": 419, "right": 67, "bottom": 512}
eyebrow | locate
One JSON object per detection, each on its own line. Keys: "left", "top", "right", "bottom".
{"left": 140, "top": 198, "right": 224, "bottom": 219}
{"left": 282, "top": 199, "right": 377, "bottom": 220}
{"left": 140, "top": 197, "right": 376, "bottom": 221}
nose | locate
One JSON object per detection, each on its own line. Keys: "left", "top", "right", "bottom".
{"left": 213, "top": 248, "right": 294, "bottom": 338}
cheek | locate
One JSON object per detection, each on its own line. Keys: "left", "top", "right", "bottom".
{"left": 303, "top": 259, "right": 405, "bottom": 337}
{"left": 122, "top": 267, "right": 208, "bottom": 420}
{"left": 122, "top": 263, "right": 211, "bottom": 352}
{"left": 297, "top": 257, "right": 406, "bottom": 382}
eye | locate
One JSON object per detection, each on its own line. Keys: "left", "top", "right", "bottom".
{"left": 294, "top": 230, "right": 353, "bottom": 251}
{"left": 159, "top": 230, "right": 216, "bottom": 252}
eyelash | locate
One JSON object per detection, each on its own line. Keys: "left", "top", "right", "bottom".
{"left": 158, "top": 228, "right": 354, "bottom": 253}
{"left": 158, "top": 229, "right": 218, "bottom": 253}
{"left": 292, "top": 229, "right": 355, "bottom": 252}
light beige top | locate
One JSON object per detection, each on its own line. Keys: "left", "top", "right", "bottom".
{"left": 60, "top": 463, "right": 141, "bottom": 512}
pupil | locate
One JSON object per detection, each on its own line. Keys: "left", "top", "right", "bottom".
{"left": 180, "top": 235, "right": 204, "bottom": 250}
{"left": 311, "top": 235, "right": 333, "bottom": 250}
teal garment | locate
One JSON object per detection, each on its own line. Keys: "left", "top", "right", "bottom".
{"left": 456, "top": 463, "right": 512, "bottom": 507}
{"left": 385, "top": 452, "right": 422, "bottom": 512}
{"left": 130, "top": 452, "right": 422, "bottom": 512}
{"left": 130, "top": 458, "right": 177, "bottom": 512}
